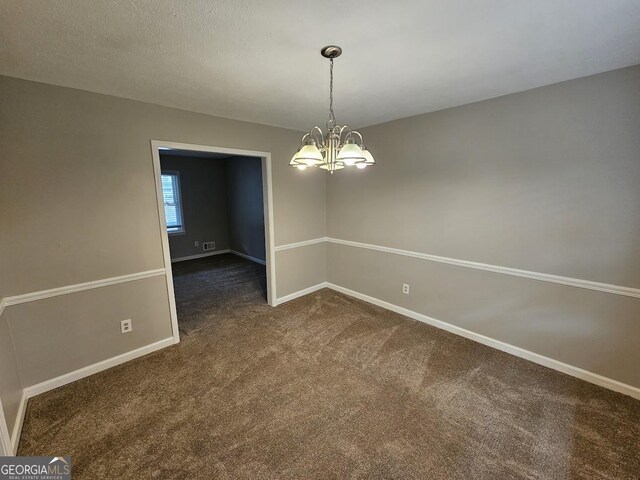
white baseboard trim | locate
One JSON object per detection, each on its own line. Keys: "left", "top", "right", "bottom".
{"left": 273, "top": 282, "right": 328, "bottom": 306}
{"left": 326, "top": 282, "right": 640, "bottom": 400}
{"left": 9, "top": 337, "right": 176, "bottom": 454}
{"left": 4, "top": 269, "right": 167, "bottom": 307}
{"left": 230, "top": 250, "right": 266, "bottom": 265}
{"left": 170, "top": 250, "right": 230, "bottom": 263}
{"left": 23, "top": 337, "right": 176, "bottom": 399}
{"left": 10, "top": 391, "right": 27, "bottom": 454}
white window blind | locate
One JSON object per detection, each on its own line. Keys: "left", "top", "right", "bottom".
{"left": 161, "top": 172, "right": 184, "bottom": 234}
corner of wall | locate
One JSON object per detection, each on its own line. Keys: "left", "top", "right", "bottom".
{"left": 0, "top": 305, "right": 27, "bottom": 455}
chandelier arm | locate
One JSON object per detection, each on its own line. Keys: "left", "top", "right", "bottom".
{"left": 349, "top": 130, "right": 364, "bottom": 145}
{"left": 310, "top": 126, "right": 325, "bottom": 147}
{"left": 338, "top": 125, "right": 351, "bottom": 143}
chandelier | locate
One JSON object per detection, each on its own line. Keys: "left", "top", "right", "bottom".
{"left": 290, "top": 45, "right": 375, "bottom": 174}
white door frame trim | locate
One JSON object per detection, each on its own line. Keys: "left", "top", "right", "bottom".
{"left": 150, "top": 140, "right": 276, "bottom": 344}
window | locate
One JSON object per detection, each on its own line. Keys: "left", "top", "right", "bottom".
{"left": 161, "top": 171, "right": 184, "bottom": 234}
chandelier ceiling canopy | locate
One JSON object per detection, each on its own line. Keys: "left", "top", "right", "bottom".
{"left": 290, "top": 46, "right": 375, "bottom": 174}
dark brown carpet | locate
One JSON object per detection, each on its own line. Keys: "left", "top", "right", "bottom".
{"left": 18, "top": 254, "right": 640, "bottom": 479}
{"left": 171, "top": 253, "right": 268, "bottom": 336}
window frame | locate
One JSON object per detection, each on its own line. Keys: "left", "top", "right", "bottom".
{"left": 161, "top": 170, "right": 185, "bottom": 235}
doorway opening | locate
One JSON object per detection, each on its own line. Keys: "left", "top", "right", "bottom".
{"left": 151, "top": 141, "right": 275, "bottom": 342}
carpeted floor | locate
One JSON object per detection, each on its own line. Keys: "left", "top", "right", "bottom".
{"left": 18, "top": 254, "right": 640, "bottom": 479}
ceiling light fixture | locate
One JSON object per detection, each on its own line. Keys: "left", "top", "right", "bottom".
{"left": 290, "top": 46, "right": 375, "bottom": 173}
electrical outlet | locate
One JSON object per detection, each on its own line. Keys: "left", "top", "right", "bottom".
{"left": 194, "top": 241, "right": 199, "bottom": 247}
{"left": 402, "top": 284, "right": 410, "bottom": 295}
{"left": 120, "top": 319, "right": 133, "bottom": 334}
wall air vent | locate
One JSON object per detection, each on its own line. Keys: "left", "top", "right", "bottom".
{"left": 202, "top": 241, "right": 216, "bottom": 251}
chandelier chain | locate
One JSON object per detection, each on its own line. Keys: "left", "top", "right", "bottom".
{"left": 328, "top": 58, "right": 335, "bottom": 127}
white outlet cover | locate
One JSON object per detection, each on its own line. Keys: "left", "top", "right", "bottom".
{"left": 402, "top": 284, "right": 410, "bottom": 294}
{"left": 120, "top": 319, "right": 133, "bottom": 334}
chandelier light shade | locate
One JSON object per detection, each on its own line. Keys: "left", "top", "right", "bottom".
{"left": 289, "top": 140, "right": 324, "bottom": 169}
{"left": 358, "top": 147, "right": 375, "bottom": 169}
{"left": 290, "top": 45, "right": 375, "bottom": 174}
{"left": 337, "top": 139, "right": 366, "bottom": 165}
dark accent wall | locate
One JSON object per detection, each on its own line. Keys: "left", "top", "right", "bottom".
{"left": 160, "top": 155, "right": 229, "bottom": 259}
{"left": 159, "top": 154, "right": 265, "bottom": 263}
{"left": 225, "top": 156, "right": 265, "bottom": 262}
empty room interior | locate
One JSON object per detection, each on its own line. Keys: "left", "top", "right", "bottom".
{"left": 0, "top": 1, "right": 639, "bottom": 479}
{"left": 159, "top": 148, "right": 268, "bottom": 335}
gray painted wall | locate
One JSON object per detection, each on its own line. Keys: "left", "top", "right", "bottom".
{"left": 275, "top": 243, "right": 326, "bottom": 297}
{"left": 0, "top": 310, "right": 22, "bottom": 438}
{"left": 327, "top": 65, "right": 640, "bottom": 388}
{"left": 0, "top": 75, "right": 326, "bottom": 402}
{"left": 226, "top": 156, "right": 265, "bottom": 262}
{"left": 7, "top": 277, "right": 173, "bottom": 387}
{"left": 160, "top": 155, "right": 230, "bottom": 259}
{"left": 0, "top": 75, "right": 325, "bottom": 299}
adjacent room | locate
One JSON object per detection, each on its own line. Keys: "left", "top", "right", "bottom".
{"left": 1, "top": 1, "right": 639, "bottom": 479}
{"left": 158, "top": 148, "right": 268, "bottom": 334}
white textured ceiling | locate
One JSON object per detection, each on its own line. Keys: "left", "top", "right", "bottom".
{"left": 2, "top": 0, "right": 640, "bottom": 129}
